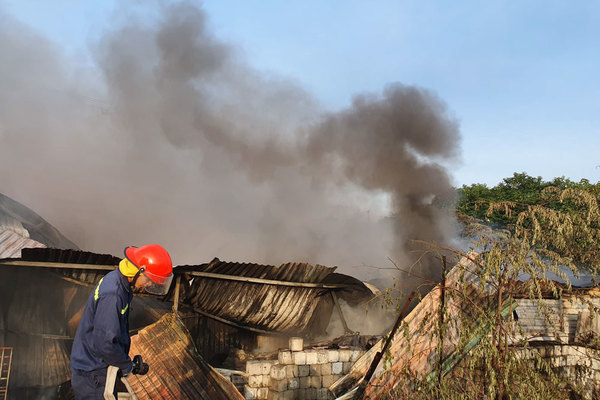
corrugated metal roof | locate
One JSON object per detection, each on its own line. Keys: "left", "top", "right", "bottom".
{"left": 127, "top": 312, "right": 244, "bottom": 400}
{"left": 19, "top": 247, "right": 121, "bottom": 287}
{"left": 178, "top": 258, "right": 335, "bottom": 282}
{"left": 182, "top": 258, "right": 337, "bottom": 333}
{"left": 20, "top": 247, "right": 121, "bottom": 265}
{"left": 0, "top": 215, "right": 29, "bottom": 237}
{"left": 0, "top": 192, "right": 79, "bottom": 249}
{"left": 2, "top": 251, "right": 374, "bottom": 335}
{"left": 0, "top": 229, "right": 46, "bottom": 259}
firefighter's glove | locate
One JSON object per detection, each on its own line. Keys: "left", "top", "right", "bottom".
{"left": 132, "top": 354, "right": 149, "bottom": 375}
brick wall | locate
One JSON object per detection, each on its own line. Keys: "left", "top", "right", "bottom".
{"left": 244, "top": 347, "right": 364, "bottom": 400}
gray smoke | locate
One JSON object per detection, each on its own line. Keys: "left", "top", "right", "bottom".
{"left": 0, "top": 2, "right": 460, "bottom": 283}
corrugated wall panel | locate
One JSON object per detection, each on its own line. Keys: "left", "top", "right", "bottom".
{"left": 127, "top": 313, "right": 244, "bottom": 400}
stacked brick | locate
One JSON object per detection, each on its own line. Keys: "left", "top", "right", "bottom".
{"left": 514, "top": 345, "right": 600, "bottom": 398}
{"left": 216, "top": 369, "right": 248, "bottom": 395}
{"left": 244, "top": 346, "right": 364, "bottom": 400}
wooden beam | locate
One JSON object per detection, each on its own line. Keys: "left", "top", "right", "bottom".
{"left": 172, "top": 275, "right": 181, "bottom": 314}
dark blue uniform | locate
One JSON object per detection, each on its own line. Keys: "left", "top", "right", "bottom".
{"left": 71, "top": 270, "right": 133, "bottom": 399}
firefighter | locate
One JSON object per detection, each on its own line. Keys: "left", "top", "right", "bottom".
{"left": 70, "top": 244, "right": 174, "bottom": 399}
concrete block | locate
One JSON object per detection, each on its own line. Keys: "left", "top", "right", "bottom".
{"left": 288, "top": 377, "right": 300, "bottom": 390}
{"left": 310, "top": 375, "right": 322, "bottom": 388}
{"left": 262, "top": 375, "right": 271, "bottom": 387}
{"left": 271, "top": 364, "right": 287, "bottom": 380}
{"left": 282, "top": 390, "right": 295, "bottom": 400}
{"left": 293, "top": 351, "right": 307, "bottom": 365}
{"left": 262, "top": 360, "right": 276, "bottom": 375}
{"left": 297, "top": 388, "right": 307, "bottom": 400}
{"left": 327, "top": 350, "right": 339, "bottom": 363}
{"left": 322, "top": 374, "right": 337, "bottom": 388}
{"left": 342, "top": 362, "right": 352, "bottom": 374}
{"left": 567, "top": 355, "right": 582, "bottom": 366}
{"left": 248, "top": 374, "right": 263, "bottom": 388}
{"left": 317, "top": 350, "right": 329, "bottom": 364}
{"left": 305, "top": 350, "right": 318, "bottom": 364}
{"left": 279, "top": 350, "right": 293, "bottom": 365}
{"left": 290, "top": 337, "right": 304, "bottom": 351}
{"left": 268, "top": 390, "right": 284, "bottom": 400}
{"left": 286, "top": 364, "right": 298, "bottom": 378}
{"left": 257, "top": 387, "right": 269, "bottom": 399}
{"left": 247, "top": 360, "right": 264, "bottom": 376}
{"left": 320, "top": 362, "right": 332, "bottom": 376}
{"left": 299, "top": 376, "right": 310, "bottom": 389}
{"left": 339, "top": 349, "right": 352, "bottom": 362}
{"left": 317, "top": 388, "right": 331, "bottom": 399}
{"left": 539, "top": 347, "right": 550, "bottom": 357}
{"left": 309, "top": 364, "right": 321, "bottom": 376}
{"left": 305, "top": 388, "right": 317, "bottom": 400}
{"left": 244, "top": 385, "right": 258, "bottom": 399}
{"left": 557, "top": 356, "right": 568, "bottom": 367}
{"left": 331, "top": 362, "right": 343, "bottom": 375}
{"left": 272, "top": 378, "right": 288, "bottom": 392}
{"left": 298, "top": 365, "right": 310, "bottom": 377}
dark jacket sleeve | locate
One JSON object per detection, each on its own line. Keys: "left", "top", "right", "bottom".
{"left": 91, "top": 293, "right": 133, "bottom": 373}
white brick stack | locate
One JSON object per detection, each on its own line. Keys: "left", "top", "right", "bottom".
{"left": 245, "top": 345, "right": 364, "bottom": 400}
{"left": 244, "top": 360, "right": 275, "bottom": 399}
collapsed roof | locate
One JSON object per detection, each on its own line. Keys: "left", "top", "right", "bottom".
{"left": 0, "top": 192, "right": 78, "bottom": 250}
{"left": 178, "top": 258, "right": 374, "bottom": 335}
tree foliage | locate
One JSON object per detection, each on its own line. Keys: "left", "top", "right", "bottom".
{"left": 457, "top": 172, "right": 599, "bottom": 228}
{"left": 457, "top": 173, "right": 600, "bottom": 271}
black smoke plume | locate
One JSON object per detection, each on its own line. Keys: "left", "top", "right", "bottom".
{"left": 0, "top": 2, "right": 460, "bottom": 284}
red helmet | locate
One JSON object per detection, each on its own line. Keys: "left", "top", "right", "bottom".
{"left": 124, "top": 244, "right": 173, "bottom": 295}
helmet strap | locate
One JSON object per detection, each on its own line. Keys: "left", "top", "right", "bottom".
{"left": 130, "top": 267, "right": 144, "bottom": 287}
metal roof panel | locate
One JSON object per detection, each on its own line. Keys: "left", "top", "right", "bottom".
{"left": 127, "top": 313, "right": 244, "bottom": 400}
{"left": 0, "top": 229, "right": 46, "bottom": 259}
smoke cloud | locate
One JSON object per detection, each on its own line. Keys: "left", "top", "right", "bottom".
{"left": 0, "top": 2, "right": 460, "bottom": 283}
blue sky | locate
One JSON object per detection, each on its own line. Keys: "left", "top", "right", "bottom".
{"left": 2, "top": 0, "right": 599, "bottom": 187}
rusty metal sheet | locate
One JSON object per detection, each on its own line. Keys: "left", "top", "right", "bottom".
{"left": 127, "top": 313, "right": 244, "bottom": 400}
